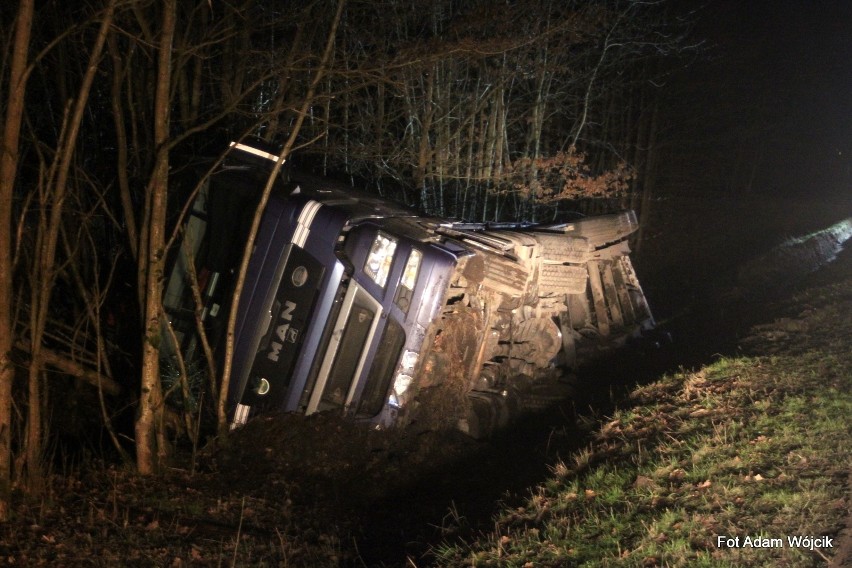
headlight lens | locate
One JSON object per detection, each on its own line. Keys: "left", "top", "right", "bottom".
{"left": 400, "top": 249, "right": 422, "bottom": 290}
{"left": 390, "top": 350, "right": 419, "bottom": 403}
{"left": 401, "top": 349, "right": 418, "bottom": 371}
{"left": 364, "top": 232, "right": 397, "bottom": 287}
{"left": 393, "top": 373, "right": 412, "bottom": 396}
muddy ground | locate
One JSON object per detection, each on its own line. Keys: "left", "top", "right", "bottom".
{"left": 2, "top": 192, "right": 850, "bottom": 566}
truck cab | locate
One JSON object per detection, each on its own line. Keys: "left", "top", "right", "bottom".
{"left": 163, "top": 140, "right": 656, "bottom": 437}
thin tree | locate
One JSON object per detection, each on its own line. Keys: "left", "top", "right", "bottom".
{"left": 136, "top": 0, "right": 176, "bottom": 475}
{"left": 0, "top": 0, "right": 35, "bottom": 522}
{"left": 20, "top": 0, "right": 117, "bottom": 491}
{"left": 217, "top": 0, "right": 347, "bottom": 437}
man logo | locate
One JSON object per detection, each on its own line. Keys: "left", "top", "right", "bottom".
{"left": 286, "top": 327, "right": 299, "bottom": 343}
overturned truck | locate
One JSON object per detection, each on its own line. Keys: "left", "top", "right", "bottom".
{"left": 164, "top": 141, "right": 656, "bottom": 437}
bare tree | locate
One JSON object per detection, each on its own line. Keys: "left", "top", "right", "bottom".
{"left": 217, "top": 0, "right": 347, "bottom": 437}
{"left": 135, "top": 0, "right": 176, "bottom": 475}
{"left": 20, "top": 0, "right": 117, "bottom": 490}
{"left": 0, "top": 0, "right": 35, "bottom": 521}
{"left": 302, "top": 0, "right": 690, "bottom": 221}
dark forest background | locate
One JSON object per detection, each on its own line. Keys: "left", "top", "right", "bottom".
{"left": 1, "top": 0, "right": 848, "bottom": 520}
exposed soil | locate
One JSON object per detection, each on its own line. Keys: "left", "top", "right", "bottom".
{"left": 1, "top": 194, "right": 850, "bottom": 566}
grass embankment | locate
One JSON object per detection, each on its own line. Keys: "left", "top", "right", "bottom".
{"left": 432, "top": 268, "right": 851, "bottom": 567}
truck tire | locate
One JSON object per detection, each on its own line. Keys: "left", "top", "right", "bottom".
{"left": 518, "top": 376, "right": 576, "bottom": 410}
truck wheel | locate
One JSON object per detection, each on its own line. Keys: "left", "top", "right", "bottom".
{"left": 461, "top": 391, "right": 519, "bottom": 439}
{"left": 518, "top": 376, "right": 576, "bottom": 410}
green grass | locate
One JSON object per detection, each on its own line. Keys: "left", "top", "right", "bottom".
{"left": 432, "top": 351, "right": 851, "bottom": 567}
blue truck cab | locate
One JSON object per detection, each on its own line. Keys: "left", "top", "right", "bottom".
{"left": 228, "top": 187, "right": 462, "bottom": 431}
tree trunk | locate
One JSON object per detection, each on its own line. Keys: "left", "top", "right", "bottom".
{"left": 108, "top": 30, "right": 138, "bottom": 260}
{"left": 0, "top": 0, "right": 35, "bottom": 521}
{"left": 136, "top": 0, "right": 176, "bottom": 475}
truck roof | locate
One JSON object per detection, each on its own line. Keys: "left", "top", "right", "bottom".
{"left": 285, "top": 171, "right": 417, "bottom": 223}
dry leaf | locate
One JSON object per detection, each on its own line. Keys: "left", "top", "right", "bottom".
{"left": 634, "top": 475, "right": 658, "bottom": 490}
{"left": 668, "top": 468, "right": 687, "bottom": 481}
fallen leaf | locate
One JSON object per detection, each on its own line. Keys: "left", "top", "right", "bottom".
{"left": 668, "top": 468, "right": 686, "bottom": 481}
{"left": 634, "top": 475, "right": 658, "bottom": 490}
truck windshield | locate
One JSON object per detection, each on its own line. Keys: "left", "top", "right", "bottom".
{"left": 321, "top": 299, "right": 375, "bottom": 409}
{"left": 357, "top": 318, "right": 405, "bottom": 417}
{"left": 306, "top": 280, "right": 384, "bottom": 413}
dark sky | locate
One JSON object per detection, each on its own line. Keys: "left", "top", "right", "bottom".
{"left": 681, "top": 0, "right": 852, "bottom": 200}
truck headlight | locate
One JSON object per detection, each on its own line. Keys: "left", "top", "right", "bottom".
{"left": 364, "top": 232, "right": 397, "bottom": 287}
{"left": 393, "top": 373, "right": 412, "bottom": 396}
{"left": 388, "top": 350, "right": 419, "bottom": 409}
{"left": 401, "top": 349, "right": 418, "bottom": 371}
{"left": 400, "top": 249, "right": 422, "bottom": 290}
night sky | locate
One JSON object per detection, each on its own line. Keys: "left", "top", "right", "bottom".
{"left": 686, "top": 0, "right": 852, "bottom": 201}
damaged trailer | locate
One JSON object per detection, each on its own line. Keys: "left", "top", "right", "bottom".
{"left": 163, "top": 140, "right": 656, "bottom": 438}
